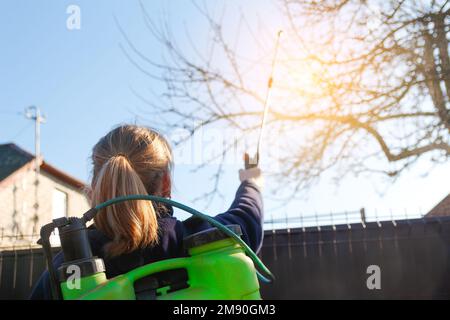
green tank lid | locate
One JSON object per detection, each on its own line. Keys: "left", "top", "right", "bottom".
{"left": 183, "top": 225, "right": 242, "bottom": 250}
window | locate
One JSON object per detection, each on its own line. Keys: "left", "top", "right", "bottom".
{"left": 52, "top": 188, "right": 68, "bottom": 219}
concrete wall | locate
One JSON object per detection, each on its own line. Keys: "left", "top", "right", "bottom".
{"left": 0, "top": 166, "right": 89, "bottom": 247}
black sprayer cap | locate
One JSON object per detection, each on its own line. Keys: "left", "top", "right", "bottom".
{"left": 59, "top": 217, "right": 93, "bottom": 262}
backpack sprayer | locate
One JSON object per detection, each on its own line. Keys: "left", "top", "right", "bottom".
{"left": 38, "top": 195, "right": 274, "bottom": 300}
{"left": 38, "top": 31, "right": 282, "bottom": 300}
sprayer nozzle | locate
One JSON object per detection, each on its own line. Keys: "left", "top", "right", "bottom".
{"left": 82, "top": 208, "right": 99, "bottom": 223}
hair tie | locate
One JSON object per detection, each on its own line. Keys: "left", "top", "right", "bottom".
{"left": 113, "top": 153, "right": 128, "bottom": 160}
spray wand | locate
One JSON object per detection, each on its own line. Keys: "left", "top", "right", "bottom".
{"left": 245, "top": 30, "right": 283, "bottom": 169}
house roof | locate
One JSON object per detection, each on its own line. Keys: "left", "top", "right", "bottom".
{"left": 0, "top": 143, "right": 34, "bottom": 181}
{"left": 0, "top": 143, "right": 86, "bottom": 189}
{"left": 426, "top": 193, "right": 450, "bottom": 217}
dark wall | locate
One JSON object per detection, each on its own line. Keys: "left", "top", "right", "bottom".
{"left": 259, "top": 217, "right": 450, "bottom": 299}
{"left": 0, "top": 247, "right": 61, "bottom": 300}
{"left": 1, "top": 217, "right": 450, "bottom": 299}
{"left": 0, "top": 248, "right": 45, "bottom": 299}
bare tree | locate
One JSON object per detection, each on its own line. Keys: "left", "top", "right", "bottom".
{"left": 120, "top": 0, "right": 450, "bottom": 201}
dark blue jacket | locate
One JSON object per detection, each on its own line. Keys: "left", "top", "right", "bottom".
{"left": 30, "top": 180, "right": 263, "bottom": 299}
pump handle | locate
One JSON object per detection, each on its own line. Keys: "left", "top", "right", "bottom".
{"left": 38, "top": 221, "right": 64, "bottom": 300}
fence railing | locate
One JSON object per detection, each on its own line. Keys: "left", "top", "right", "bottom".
{"left": 0, "top": 228, "right": 63, "bottom": 251}
{"left": 263, "top": 208, "right": 424, "bottom": 230}
{"left": 0, "top": 207, "right": 424, "bottom": 246}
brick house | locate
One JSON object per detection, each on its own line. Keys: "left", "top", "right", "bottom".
{"left": 426, "top": 193, "right": 450, "bottom": 217}
{"left": 0, "top": 143, "right": 89, "bottom": 247}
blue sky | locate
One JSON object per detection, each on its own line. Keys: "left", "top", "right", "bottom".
{"left": 1, "top": 0, "right": 449, "bottom": 228}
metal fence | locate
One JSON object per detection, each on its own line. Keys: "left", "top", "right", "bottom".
{"left": 262, "top": 207, "right": 423, "bottom": 230}
{"left": 260, "top": 216, "right": 450, "bottom": 299}
{"left": 1, "top": 215, "right": 449, "bottom": 299}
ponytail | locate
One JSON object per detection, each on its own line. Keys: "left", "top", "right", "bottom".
{"left": 92, "top": 155, "right": 159, "bottom": 257}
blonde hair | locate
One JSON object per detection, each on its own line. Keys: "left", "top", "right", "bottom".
{"left": 90, "top": 125, "right": 173, "bottom": 257}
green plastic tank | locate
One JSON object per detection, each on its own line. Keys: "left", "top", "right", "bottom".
{"left": 60, "top": 225, "right": 261, "bottom": 300}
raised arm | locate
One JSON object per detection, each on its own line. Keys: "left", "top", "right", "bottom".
{"left": 182, "top": 166, "right": 264, "bottom": 253}
{"left": 215, "top": 173, "right": 264, "bottom": 253}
